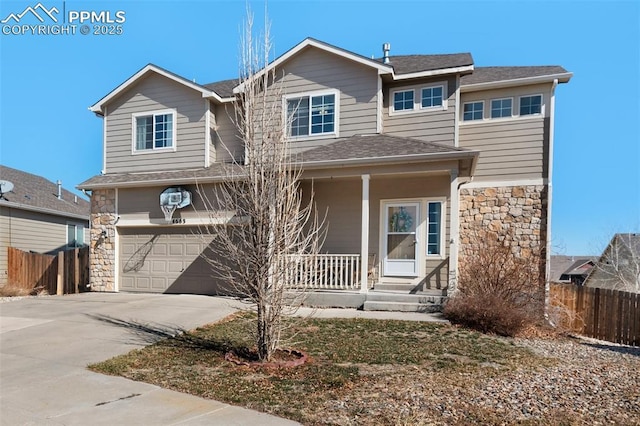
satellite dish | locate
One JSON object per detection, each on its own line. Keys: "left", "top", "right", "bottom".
{"left": 0, "top": 180, "right": 14, "bottom": 197}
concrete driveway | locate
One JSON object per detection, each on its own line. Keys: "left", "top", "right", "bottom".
{"left": 0, "top": 293, "right": 299, "bottom": 425}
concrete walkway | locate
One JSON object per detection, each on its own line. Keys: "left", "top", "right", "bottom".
{"left": 0, "top": 293, "right": 448, "bottom": 425}
{"left": 0, "top": 293, "right": 299, "bottom": 425}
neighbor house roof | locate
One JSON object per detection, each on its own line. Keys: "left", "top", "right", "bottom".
{"left": 461, "top": 66, "right": 572, "bottom": 91}
{"left": 550, "top": 255, "right": 595, "bottom": 282}
{"left": 560, "top": 258, "right": 595, "bottom": 279}
{"left": 0, "top": 165, "right": 89, "bottom": 220}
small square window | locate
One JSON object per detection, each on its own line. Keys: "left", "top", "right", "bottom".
{"left": 393, "top": 90, "right": 414, "bottom": 111}
{"left": 520, "top": 95, "right": 542, "bottom": 116}
{"left": 491, "top": 98, "right": 512, "bottom": 118}
{"left": 421, "top": 86, "right": 443, "bottom": 108}
{"left": 463, "top": 102, "right": 484, "bottom": 121}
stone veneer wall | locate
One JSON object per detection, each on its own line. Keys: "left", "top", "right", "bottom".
{"left": 90, "top": 189, "right": 116, "bottom": 291}
{"left": 459, "top": 184, "right": 548, "bottom": 265}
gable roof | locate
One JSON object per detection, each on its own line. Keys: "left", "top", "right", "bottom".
{"left": 0, "top": 165, "right": 89, "bottom": 220}
{"left": 461, "top": 66, "right": 572, "bottom": 91}
{"left": 560, "top": 258, "right": 595, "bottom": 277}
{"left": 550, "top": 255, "right": 595, "bottom": 281}
{"left": 89, "top": 64, "right": 234, "bottom": 115}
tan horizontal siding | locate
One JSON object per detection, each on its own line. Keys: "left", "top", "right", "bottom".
{"left": 105, "top": 73, "right": 207, "bottom": 173}
{"left": 213, "top": 104, "right": 243, "bottom": 163}
{"left": 383, "top": 76, "right": 457, "bottom": 146}
{"left": 276, "top": 47, "right": 379, "bottom": 152}
{"left": 460, "top": 116, "right": 547, "bottom": 180}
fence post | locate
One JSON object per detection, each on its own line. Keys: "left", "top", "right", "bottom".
{"left": 56, "top": 251, "right": 64, "bottom": 296}
{"left": 74, "top": 248, "right": 80, "bottom": 294}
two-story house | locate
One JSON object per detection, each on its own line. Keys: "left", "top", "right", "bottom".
{"left": 79, "top": 38, "right": 571, "bottom": 309}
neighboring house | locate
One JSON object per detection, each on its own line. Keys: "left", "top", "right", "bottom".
{"left": 0, "top": 165, "right": 90, "bottom": 285}
{"left": 549, "top": 256, "right": 595, "bottom": 286}
{"left": 584, "top": 234, "right": 640, "bottom": 293}
{"left": 78, "top": 38, "right": 572, "bottom": 304}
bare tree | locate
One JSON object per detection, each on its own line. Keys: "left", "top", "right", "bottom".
{"left": 196, "top": 11, "right": 323, "bottom": 361}
{"left": 589, "top": 234, "right": 640, "bottom": 293}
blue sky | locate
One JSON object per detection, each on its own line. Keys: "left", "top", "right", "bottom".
{"left": 0, "top": 0, "right": 638, "bottom": 255}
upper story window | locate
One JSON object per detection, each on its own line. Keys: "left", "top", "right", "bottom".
{"left": 286, "top": 91, "right": 337, "bottom": 137}
{"left": 491, "top": 98, "right": 512, "bottom": 118}
{"left": 463, "top": 101, "right": 484, "bottom": 121}
{"left": 519, "top": 95, "right": 542, "bottom": 116}
{"left": 393, "top": 90, "right": 414, "bottom": 111}
{"left": 421, "top": 86, "right": 444, "bottom": 108}
{"left": 391, "top": 83, "right": 447, "bottom": 115}
{"left": 133, "top": 110, "right": 176, "bottom": 152}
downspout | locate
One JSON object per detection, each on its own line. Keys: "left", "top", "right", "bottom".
{"left": 545, "top": 79, "right": 558, "bottom": 321}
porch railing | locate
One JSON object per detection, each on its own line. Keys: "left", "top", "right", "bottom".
{"left": 283, "top": 254, "right": 362, "bottom": 290}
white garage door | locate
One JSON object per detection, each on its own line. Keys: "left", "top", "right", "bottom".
{"left": 119, "top": 228, "right": 218, "bottom": 294}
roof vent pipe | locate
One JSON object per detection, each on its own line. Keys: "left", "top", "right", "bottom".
{"left": 382, "top": 43, "right": 391, "bottom": 64}
{"left": 57, "top": 180, "right": 62, "bottom": 200}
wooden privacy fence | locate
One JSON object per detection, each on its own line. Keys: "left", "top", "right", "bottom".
{"left": 550, "top": 283, "right": 639, "bottom": 347}
{"left": 7, "top": 246, "right": 90, "bottom": 295}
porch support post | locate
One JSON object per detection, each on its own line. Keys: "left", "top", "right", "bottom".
{"left": 448, "top": 169, "right": 460, "bottom": 295}
{"left": 360, "top": 174, "right": 370, "bottom": 293}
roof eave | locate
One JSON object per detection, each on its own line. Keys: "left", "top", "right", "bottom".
{"left": 461, "top": 72, "right": 573, "bottom": 93}
{"left": 392, "top": 64, "right": 474, "bottom": 81}
{"left": 0, "top": 200, "right": 89, "bottom": 221}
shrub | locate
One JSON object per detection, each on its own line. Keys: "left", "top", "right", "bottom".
{"left": 444, "top": 231, "right": 544, "bottom": 337}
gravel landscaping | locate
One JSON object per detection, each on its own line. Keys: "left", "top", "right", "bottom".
{"left": 322, "top": 336, "right": 640, "bottom": 425}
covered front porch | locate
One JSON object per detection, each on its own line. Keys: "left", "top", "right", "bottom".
{"left": 291, "top": 135, "right": 477, "bottom": 310}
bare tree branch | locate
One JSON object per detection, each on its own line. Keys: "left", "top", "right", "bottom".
{"left": 194, "top": 9, "right": 324, "bottom": 361}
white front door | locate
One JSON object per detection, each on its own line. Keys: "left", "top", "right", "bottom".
{"left": 383, "top": 202, "right": 420, "bottom": 277}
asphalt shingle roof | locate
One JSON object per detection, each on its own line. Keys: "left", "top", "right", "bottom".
{"left": 300, "top": 134, "right": 472, "bottom": 163}
{"left": 203, "top": 78, "right": 237, "bottom": 98}
{"left": 77, "top": 164, "right": 237, "bottom": 189}
{"left": 461, "top": 66, "right": 569, "bottom": 85}
{"left": 379, "top": 53, "right": 474, "bottom": 75}
{"left": 0, "top": 165, "right": 89, "bottom": 218}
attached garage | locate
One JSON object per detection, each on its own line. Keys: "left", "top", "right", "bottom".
{"left": 118, "top": 227, "right": 222, "bottom": 294}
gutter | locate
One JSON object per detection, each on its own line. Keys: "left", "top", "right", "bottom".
{"left": 0, "top": 200, "right": 89, "bottom": 221}
{"left": 545, "top": 78, "right": 558, "bottom": 321}
{"left": 460, "top": 73, "right": 573, "bottom": 92}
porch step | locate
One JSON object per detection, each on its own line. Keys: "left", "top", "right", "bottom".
{"left": 363, "top": 291, "right": 446, "bottom": 313}
{"left": 373, "top": 282, "right": 447, "bottom": 295}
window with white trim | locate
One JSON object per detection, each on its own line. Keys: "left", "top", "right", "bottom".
{"left": 491, "top": 98, "right": 512, "bottom": 118}
{"left": 519, "top": 95, "right": 542, "bottom": 116}
{"left": 421, "top": 86, "right": 444, "bottom": 108}
{"left": 67, "top": 224, "right": 85, "bottom": 248}
{"left": 286, "top": 93, "right": 336, "bottom": 137}
{"left": 134, "top": 111, "right": 175, "bottom": 151}
{"left": 463, "top": 101, "right": 484, "bottom": 121}
{"left": 426, "top": 201, "right": 443, "bottom": 256}
{"left": 393, "top": 90, "right": 414, "bottom": 111}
